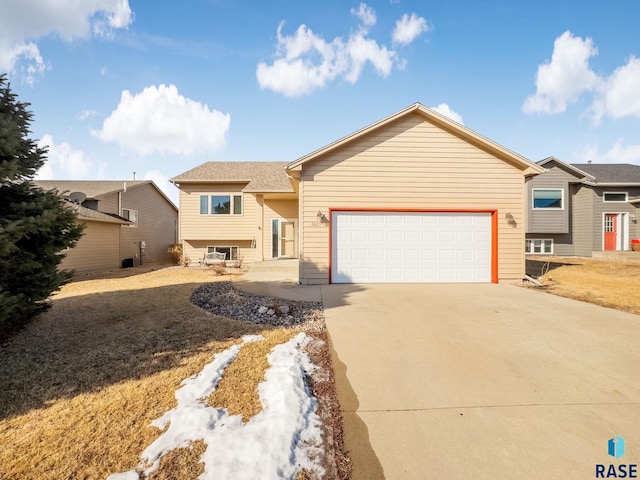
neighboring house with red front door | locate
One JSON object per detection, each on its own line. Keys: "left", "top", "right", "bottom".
{"left": 525, "top": 157, "right": 640, "bottom": 256}
{"left": 172, "top": 103, "right": 545, "bottom": 284}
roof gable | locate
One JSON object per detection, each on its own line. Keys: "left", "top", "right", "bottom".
{"left": 287, "top": 103, "right": 544, "bottom": 175}
{"left": 170, "top": 161, "right": 294, "bottom": 193}
{"left": 537, "top": 157, "right": 596, "bottom": 182}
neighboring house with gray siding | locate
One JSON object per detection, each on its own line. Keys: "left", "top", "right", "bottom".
{"left": 35, "top": 180, "right": 178, "bottom": 272}
{"left": 525, "top": 157, "right": 640, "bottom": 256}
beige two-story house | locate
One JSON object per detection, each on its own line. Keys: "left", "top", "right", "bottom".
{"left": 36, "top": 180, "right": 178, "bottom": 272}
{"left": 170, "top": 162, "right": 298, "bottom": 266}
{"left": 171, "top": 103, "right": 544, "bottom": 284}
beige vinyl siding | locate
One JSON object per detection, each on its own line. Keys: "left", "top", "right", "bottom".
{"left": 60, "top": 221, "right": 121, "bottom": 273}
{"left": 183, "top": 240, "right": 256, "bottom": 266}
{"left": 262, "top": 199, "right": 298, "bottom": 259}
{"left": 97, "top": 193, "right": 119, "bottom": 215}
{"left": 526, "top": 164, "right": 577, "bottom": 234}
{"left": 179, "top": 183, "right": 259, "bottom": 242}
{"left": 299, "top": 112, "right": 528, "bottom": 284}
{"left": 117, "top": 184, "right": 178, "bottom": 265}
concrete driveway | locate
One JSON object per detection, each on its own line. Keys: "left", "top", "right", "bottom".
{"left": 321, "top": 283, "right": 640, "bottom": 479}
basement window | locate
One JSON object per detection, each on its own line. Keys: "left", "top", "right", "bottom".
{"left": 525, "top": 239, "right": 553, "bottom": 254}
{"left": 207, "top": 246, "right": 239, "bottom": 260}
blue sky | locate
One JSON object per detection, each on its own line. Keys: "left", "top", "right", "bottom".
{"left": 2, "top": 0, "right": 639, "bottom": 204}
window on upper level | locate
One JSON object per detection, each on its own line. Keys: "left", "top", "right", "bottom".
{"left": 532, "top": 189, "right": 563, "bottom": 209}
{"left": 603, "top": 192, "right": 628, "bottom": 202}
{"left": 199, "top": 194, "right": 242, "bottom": 215}
{"left": 122, "top": 208, "right": 138, "bottom": 227}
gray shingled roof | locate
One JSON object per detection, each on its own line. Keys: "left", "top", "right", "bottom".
{"left": 34, "top": 180, "right": 150, "bottom": 199}
{"left": 571, "top": 163, "right": 640, "bottom": 183}
{"left": 170, "top": 162, "right": 294, "bottom": 193}
{"left": 67, "top": 202, "right": 130, "bottom": 224}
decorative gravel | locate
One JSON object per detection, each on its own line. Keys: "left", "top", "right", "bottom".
{"left": 191, "top": 281, "right": 325, "bottom": 333}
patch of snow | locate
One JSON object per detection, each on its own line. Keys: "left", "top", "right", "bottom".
{"left": 108, "top": 333, "right": 324, "bottom": 480}
{"left": 107, "top": 472, "right": 139, "bottom": 480}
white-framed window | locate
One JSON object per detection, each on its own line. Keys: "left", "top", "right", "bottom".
{"left": 532, "top": 189, "right": 563, "bottom": 209}
{"left": 207, "top": 246, "right": 239, "bottom": 260}
{"left": 603, "top": 192, "right": 628, "bottom": 203}
{"left": 525, "top": 239, "right": 553, "bottom": 254}
{"left": 199, "top": 194, "right": 242, "bottom": 215}
{"left": 122, "top": 208, "right": 138, "bottom": 227}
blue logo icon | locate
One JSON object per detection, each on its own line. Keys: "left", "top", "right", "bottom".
{"left": 608, "top": 435, "right": 625, "bottom": 459}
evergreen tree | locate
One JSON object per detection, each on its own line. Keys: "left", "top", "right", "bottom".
{"left": 0, "top": 74, "right": 84, "bottom": 338}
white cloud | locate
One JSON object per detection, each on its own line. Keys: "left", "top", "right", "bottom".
{"left": 351, "top": 3, "right": 376, "bottom": 27}
{"left": 430, "top": 103, "right": 464, "bottom": 124}
{"left": 580, "top": 139, "right": 640, "bottom": 164}
{"left": 0, "top": 0, "right": 132, "bottom": 83}
{"left": 345, "top": 35, "right": 395, "bottom": 83}
{"left": 78, "top": 109, "right": 97, "bottom": 121}
{"left": 392, "top": 13, "right": 429, "bottom": 45}
{"left": 93, "top": 84, "right": 231, "bottom": 156}
{"left": 592, "top": 56, "right": 640, "bottom": 123}
{"left": 256, "top": 4, "right": 427, "bottom": 97}
{"left": 523, "top": 31, "right": 600, "bottom": 114}
{"left": 36, "top": 134, "right": 92, "bottom": 179}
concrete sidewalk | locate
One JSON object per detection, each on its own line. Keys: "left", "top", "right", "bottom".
{"left": 232, "top": 260, "right": 322, "bottom": 302}
{"left": 321, "top": 283, "right": 640, "bottom": 479}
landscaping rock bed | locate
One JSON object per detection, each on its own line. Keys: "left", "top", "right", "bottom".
{"left": 191, "top": 281, "right": 325, "bottom": 332}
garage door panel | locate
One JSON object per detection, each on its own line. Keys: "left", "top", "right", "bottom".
{"left": 332, "top": 211, "right": 492, "bottom": 283}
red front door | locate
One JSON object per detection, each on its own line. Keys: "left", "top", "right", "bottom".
{"left": 604, "top": 214, "right": 617, "bottom": 250}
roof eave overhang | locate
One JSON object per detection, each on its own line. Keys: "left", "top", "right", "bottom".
{"left": 79, "top": 217, "right": 130, "bottom": 225}
{"left": 170, "top": 179, "right": 250, "bottom": 184}
{"left": 595, "top": 182, "right": 640, "bottom": 187}
{"left": 242, "top": 189, "right": 296, "bottom": 194}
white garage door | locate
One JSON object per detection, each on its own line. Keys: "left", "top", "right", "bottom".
{"left": 331, "top": 211, "right": 492, "bottom": 283}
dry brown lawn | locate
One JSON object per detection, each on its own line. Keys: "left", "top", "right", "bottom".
{"left": 0, "top": 266, "right": 304, "bottom": 480}
{"left": 532, "top": 256, "right": 640, "bottom": 315}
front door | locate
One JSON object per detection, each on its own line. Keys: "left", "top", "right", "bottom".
{"left": 280, "top": 221, "right": 296, "bottom": 257}
{"left": 271, "top": 219, "right": 297, "bottom": 258}
{"left": 604, "top": 214, "right": 617, "bottom": 250}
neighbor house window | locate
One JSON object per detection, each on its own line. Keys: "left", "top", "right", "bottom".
{"left": 525, "top": 239, "right": 553, "bottom": 254}
{"left": 122, "top": 208, "right": 138, "bottom": 227}
{"left": 532, "top": 189, "right": 563, "bottom": 209}
{"left": 603, "top": 192, "right": 628, "bottom": 202}
{"left": 199, "top": 194, "right": 242, "bottom": 215}
{"left": 207, "top": 246, "right": 239, "bottom": 260}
